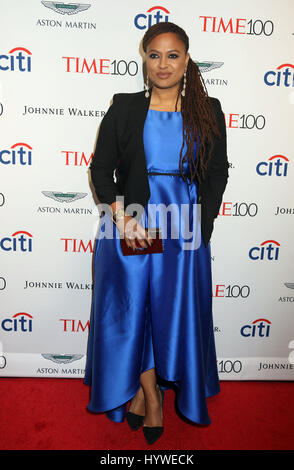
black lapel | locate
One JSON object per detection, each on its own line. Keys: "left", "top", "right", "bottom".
{"left": 129, "top": 86, "right": 153, "bottom": 172}
{"left": 133, "top": 85, "right": 152, "bottom": 137}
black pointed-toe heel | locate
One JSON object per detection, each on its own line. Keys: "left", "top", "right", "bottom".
{"left": 126, "top": 410, "right": 145, "bottom": 431}
{"left": 142, "top": 385, "right": 164, "bottom": 445}
{"left": 126, "top": 388, "right": 145, "bottom": 431}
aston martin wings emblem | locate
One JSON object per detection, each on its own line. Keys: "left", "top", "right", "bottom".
{"left": 284, "top": 283, "right": 294, "bottom": 289}
{"left": 196, "top": 61, "right": 224, "bottom": 73}
{"left": 41, "top": 1, "right": 91, "bottom": 15}
{"left": 41, "top": 354, "right": 84, "bottom": 364}
{"left": 42, "top": 191, "right": 87, "bottom": 202}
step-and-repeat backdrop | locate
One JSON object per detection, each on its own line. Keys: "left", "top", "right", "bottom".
{"left": 1, "top": 0, "right": 293, "bottom": 380}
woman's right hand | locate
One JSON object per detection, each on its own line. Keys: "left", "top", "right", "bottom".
{"left": 116, "top": 215, "right": 154, "bottom": 251}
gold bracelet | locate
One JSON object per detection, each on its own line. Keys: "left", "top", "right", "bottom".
{"left": 111, "top": 208, "right": 125, "bottom": 224}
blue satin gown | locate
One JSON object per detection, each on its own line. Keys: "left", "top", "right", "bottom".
{"left": 84, "top": 108, "right": 220, "bottom": 425}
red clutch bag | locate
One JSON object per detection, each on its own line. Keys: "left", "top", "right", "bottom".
{"left": 120, "top": 227, "right": 164, "bottom": 256}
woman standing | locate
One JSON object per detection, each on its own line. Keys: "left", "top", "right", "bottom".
{"left": 84, "top": 22, "right": 229, "bottom": 445}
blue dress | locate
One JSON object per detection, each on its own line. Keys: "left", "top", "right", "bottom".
{"left": 84, "top": 109, "right": 220, "bottom": 425}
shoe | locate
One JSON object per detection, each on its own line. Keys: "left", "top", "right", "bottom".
{"left": 142, "top": 385, "right": 164, "bottom": 445}
{"left": 126, "top": 410, "right": 144, "bottom": 431}
{"left": 126, "top": 387, "right": 145, "bottom": 431}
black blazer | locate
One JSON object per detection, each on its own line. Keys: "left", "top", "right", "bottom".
{"left": 90, "top": 87, "right": 229, "bottom": 247}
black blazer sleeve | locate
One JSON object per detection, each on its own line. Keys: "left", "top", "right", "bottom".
{"left": 204, "top": 98, "right": 229, "bottom": 219}
{"left": 89, "top": 94, "right": 122, "bottom": 206}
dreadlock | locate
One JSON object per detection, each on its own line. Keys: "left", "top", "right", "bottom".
{"left": 142, "top": 22, "right": 221, "bottom": 185}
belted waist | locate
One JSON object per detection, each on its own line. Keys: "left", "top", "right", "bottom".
{"left": 147, "top": 170, "right": 200, "bottom": 201}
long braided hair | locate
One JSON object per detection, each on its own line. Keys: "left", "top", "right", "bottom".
{"left": 142, "top": 22, "right": 221, "bottom": 185}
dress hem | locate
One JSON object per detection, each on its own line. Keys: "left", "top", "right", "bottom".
{"left": 83, "top": 375, "right": 221, "bottom": 426}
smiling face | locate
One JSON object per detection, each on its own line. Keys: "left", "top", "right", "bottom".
{"left": 145, "top": 32, "right": 190, "bottom": 92}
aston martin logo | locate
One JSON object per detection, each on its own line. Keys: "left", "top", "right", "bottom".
{"left": 196, "top": 61, "right": 224, "bottom": 73}
{"left": 41, "top": 1, "right": 91, "bottom": 15}
{"left": 285, "top": 283, "right": 294, "bottom": 289}
{"left": 42, "top": 191, "right": 87, "bottom": 203}
{"left": 41, "top": 353, "right": 84, "bottom": 364}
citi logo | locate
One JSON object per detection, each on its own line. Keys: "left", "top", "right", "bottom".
{"left": 0, "top": 47, "right": 32, "bottom": 72}
{"left": 264, "top": 63, "right": 294, "bottom": 87}
{"left": 134, "top": 6, "right": 170, "bottom": 30}
{"left": 256, "top": 155, "right": 289, "bottom": 177}
{"left": 0, "top": 231, "right": 33, "bottom": 252}
{"left": 1, "top": 312, "right": 33, "bottom": 332}
{"left": 0, "top": 142, "right": 33, "bottom": 166}
{"left": 240, "top": 318, "right": 271, "bottom": 338}
{"left": 249, "top": 240, "right": 280, "bottom": 261}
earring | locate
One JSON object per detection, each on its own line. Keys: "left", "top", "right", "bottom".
{"left": 145, "top": 75, "right": 150, "bottom": 98}
{"left": 181, "top": 68, "right": 187, "bottom": 97}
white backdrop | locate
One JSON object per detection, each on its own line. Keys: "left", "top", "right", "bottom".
{"left": 1, "top": 0, "right": 294, "bottom": 380}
